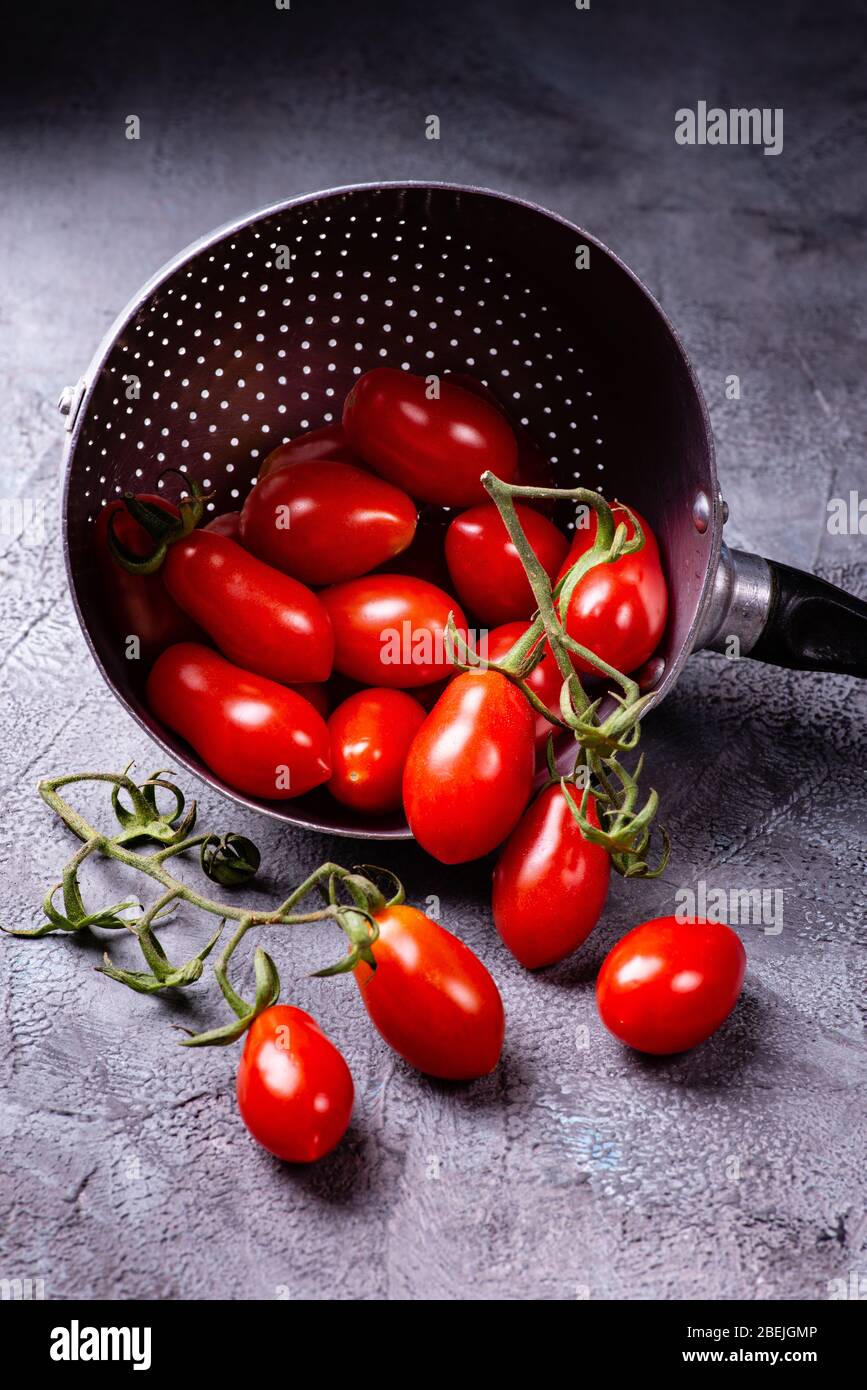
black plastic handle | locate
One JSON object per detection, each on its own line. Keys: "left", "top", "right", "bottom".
{"left": 750, "top": 559, "right": 867, "bottom": 677}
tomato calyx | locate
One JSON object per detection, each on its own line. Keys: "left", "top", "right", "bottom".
{"left": 107, "top": 470, "right": 211, "bottom": 575}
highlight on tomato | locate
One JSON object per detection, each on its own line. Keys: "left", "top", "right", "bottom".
{"left": 355, "top": 905, "right": 505, "bottom": 1080}
{"left": 236, "top": 1005, "right": 353, "bottom": 1162}
{"left": 557, "top": 502, "right": 668, "bottom": 676}
{"left": 162, "top": 530, "right": 334, "bottom": 684}
{"left": 320, "top": 573, "right": 469, "bottom": 689}
{"left": 492, "top": 785, "right": 610, "bottom": 969}
{"left": 343, "top": 367, "right": 519, "bottom": 507}
{"left": 239, "top": 459, "right": 417, "bottom": 586}
{"left": 403, "top": 669, "right": 536, "bottom": 863}
{"left": 445, "top": 501, "right": 569, "bottom": 625}
{"left": 327, "top": 688, "right": 426, "bottom": 814}
{"left": 147, "top": 643, "right": 331, "bottom": 800}
{"left": 596, "top": 916, "right": 747, "bottom": 1055}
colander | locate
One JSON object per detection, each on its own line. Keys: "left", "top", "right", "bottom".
{"left": 59, "top": 182, "right": 867, "bottom": 840}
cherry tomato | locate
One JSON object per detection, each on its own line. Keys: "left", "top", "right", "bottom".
{"left": 327, "top": 688, "right": 426, "bottom": 814}
{"left": 403, "top": 670, "right": 536, "bottom": 863}
{"left": 557, "top": 503, "right": 668, "bottom": 676}
{"left": 239, "top": 460, "right": 417, "bottom": 586}
{"left": 596, "top": 916, "right": 747, "bottom": 1055}
{"left": 257, "top": 423, "right": 360, "bottom": 480}
{"left": 203, "top": 510, "right": 241, "bottom": 539}
{"left": 320, "top": 574, "right": 468, "bottom": 689}
{"left": 147, "top": 643, "right": 331, "bottom": 800}
{"left": 448, "top": 372, "right": 557, "bottom": 512}
{"left": 163, "top": 530, "right": 333, "bottom": 684}
{"left": 343, "top": 367, "right": 518, "bottom": 507}
{"left": 483, "top": 622, "right": 561, "bottom": 751}
{"left": 445, "top": 502, "right": 568, "bottom": 625}
{"left": 94, "top": 497, "right": 201, "bottom": 664}
{"left": 236, "top": 1005, "right": 353, "bottom": 1162}
{"left": 492, "top": 786, "right": 610, "bottom": 969}
{"left": 354, "top": 905, "right": 504, "bottom": 1079}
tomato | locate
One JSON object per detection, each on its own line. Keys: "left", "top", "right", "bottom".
{"left": 257, "top": 423, "right": 359, "bottom": 480}
{"left": 239, "top": 460, "right": 416, "bottom": 586}
{"left": 94, "top": 497, "right": 201, "bottom": 664}
{"left": 557, "top": 503, "right": 668, "bottom": 676}
{"left": 375, "top": 516, "right": 452, "bottom": 590}
{"left": 445, "top": 502, "right": 568, "bottom": 625}
{"left": 596, "top": 916, "right": 747, "bottom": 1055}
{"left": 163, "top": 530, "right": 333, "bottom": 684}
{"left": 236, "top": 1005, "right": 353, "bottom": 1162}
{"left": 147, "top": 643, "right": 331, "bottom": 800}
{"left": 492, "top": 786, "right": 610, "bottom": 968}
{"left": 343, "top": 367, "right": 518, "bottom": 507}
{"left": 483, "top": 622, "right": 561, "bottom": 752}
{"left": 447, "top": 373, "right": 557, "bottom": 512}
{"left": 403, "top": 670, "right": 536, "bottom": 863}
{"left": 320, "top": 574, "right": 468, "bottom": 689}
{"left": 327, "top": 688, "right": 426, "bottom": 814}
{"left": 355, "top": 906, "right": 504, "bottom": 1079}
{"left": 203, "top": 510, "right": 241, "bottom": 539}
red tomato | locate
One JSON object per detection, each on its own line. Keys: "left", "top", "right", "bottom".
{"left": 327, "top": 688, "right": 426, "bottom": 815}
{"left": 492, "top": 786, "right": 610, "bottom": 968}
{"left": 355, "top": 905, "right": 504, "bottom": 1079}
{"left": 257, "top": 423, "right": 359, "bottom": 480}
{"left": 94, "top": 497, "right": 201, "bottom": 664}
{"left": 289, "top": 682, "right": 330, "bottom": 720}
{"left": 236, "top": 1005, "right": 353, "bottom": 1162}
{"left": 483, "top": 622, "right": 561, "bottom": 751}
{"left": 375, "top": 516, "right": 452, "bottom": 589}
{"left": 557, "top": 503, "right": 668, "bottom": 676}
{"left": 203, "top": 510, "right": 241, "bottom": 539}
{"left": 320, "top": 574, "right": 468, "bottom": 689}
{"left": 343, "top": 367, "right": 518, "bottom": 507}
{"left": 147, "top": 643, "right": 331, "bottom": 800}
{"left": 403, "top": 670, "right": 536, "bottom": 863}
{"left": 239, "top": 460, "right": 417, "bottom": 586}
{"left": 447, "top": 373, "right": 557, "bottom": 512}
{"left": 163, "top": 530, "right": 333, "bottom": 684}
{"left": 596, "top": 916, "right": 747, "bottom": 1055}
{"left": 445, "top": 502, "right": 568, "bottom": 625}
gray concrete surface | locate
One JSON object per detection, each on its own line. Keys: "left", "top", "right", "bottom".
{"left": 1, "top": 0, "right": 865, "bottom": 1301}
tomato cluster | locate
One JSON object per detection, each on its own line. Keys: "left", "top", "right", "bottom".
{"left": 97, "top": 365, "right": 668, "bottom": 819}
{"left": 93, "top": 365, "right": 747, "bottom": 1167}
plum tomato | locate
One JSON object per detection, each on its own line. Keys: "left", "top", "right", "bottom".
{"left": 257, "top": 423, "right": 359, "bottom": 480}
{"left": 319, "top": 574, "right": 468, "bottom": 689}
{"left": 445, "top": 502, "right": 568, "bottom": 625}
{"left": 163, "top": 530, "right": 333, "bottom": 684}
{"left": 147, "top": 643, "right": 331, "bottom": 800}
{"left": 327, "top": 688, "right": 426, "bottom": 815}
{"left": 492, "top": 786, "right": 610, "bottom": 969}
{"left": 483, "top": 622, "right": 561, "bottom": 752}
{"left": 236, "top": 1005, "right": 353, "bottom": 1162}
{"left": 596, "top": 916, "right": 747, "bottom": 1055}
{"left": 402, "top": 670, "right": 536, "bottom": 863}
{"left": 355, "top": 905, "right": 505, "bottom": 1079}
{"left": 239, "top": 460, "right": 417, "bottom": 586}
{"left": 342, "top": 367, "right": 518, "bottom": 507}
{"left": 557, "top": 503, "right": 668, "bottom": 676}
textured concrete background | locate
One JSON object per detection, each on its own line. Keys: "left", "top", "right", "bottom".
{"left": 1, "top": 0, "right": 865, "bottom": 1301}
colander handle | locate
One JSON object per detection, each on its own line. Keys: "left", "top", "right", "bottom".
{"left": 699, "top": 545, "right": 867, "bottom": 677}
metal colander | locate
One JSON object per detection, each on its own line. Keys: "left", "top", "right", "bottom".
{"left": 60, "top": 181, "right": 721, "bottom": 839}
